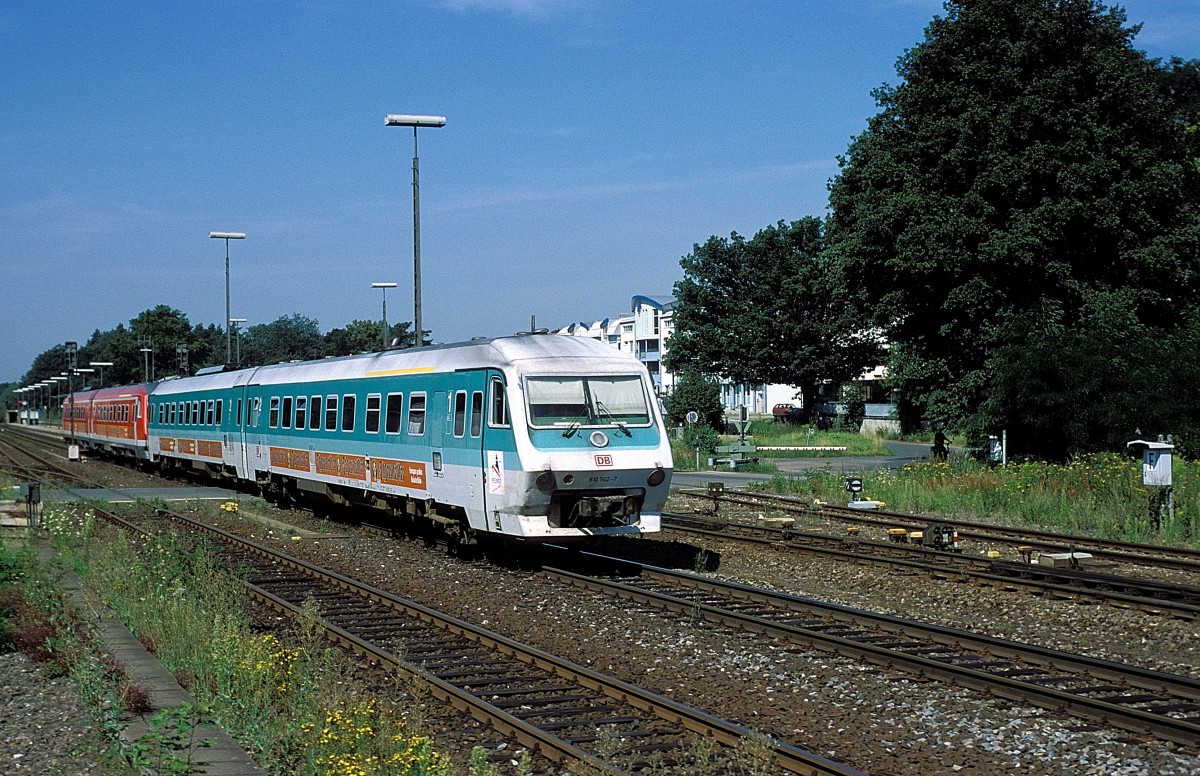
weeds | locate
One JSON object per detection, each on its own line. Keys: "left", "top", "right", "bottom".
{"left": 760, "top": 452, "right": 1199, "bottom": 547}
{"left": 41, "top": 502, "right": 451, "bottom": 775}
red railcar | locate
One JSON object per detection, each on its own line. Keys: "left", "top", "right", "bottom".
{"left": 63, "top": 385, "right": 152, "bottom": 460}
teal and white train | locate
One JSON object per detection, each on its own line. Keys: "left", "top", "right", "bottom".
{"left": 68, "top": 335, "right": 673, "bottom": 546}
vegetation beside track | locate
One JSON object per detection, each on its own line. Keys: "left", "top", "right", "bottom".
{"left": 23, "top": 501, "right": 516, "bottom": 776}
{"left": 670, "top": 423, "right": 891, "bottom": 471}
{"left": 759, "top": 453, "right": 1198, "bottom": 547}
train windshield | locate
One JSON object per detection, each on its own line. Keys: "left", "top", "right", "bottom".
{"left": 526, "top": 375, "right": 651, "bottom": 428}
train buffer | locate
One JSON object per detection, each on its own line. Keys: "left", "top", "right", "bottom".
{"left": 711, "top": 442, "right": 759, "bottom": 469}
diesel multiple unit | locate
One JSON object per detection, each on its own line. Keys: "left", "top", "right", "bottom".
{"left": 63, "top": 335, "right": 673, "bottom": 545}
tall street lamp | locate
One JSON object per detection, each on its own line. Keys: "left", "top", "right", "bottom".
{"left": 91, "top": 361, "right": 113, "bottom": 388}
{"left": 370, "top": 282, "right": 397, "bottom": 350}
{"left": 385, "top": 113, "right": 445, "bottom": 348}
{"left": 229, "top": 318, "right": 247, "bottom": 367}
{"left": 209, "top": 231, "right": 247, "bottom": 364}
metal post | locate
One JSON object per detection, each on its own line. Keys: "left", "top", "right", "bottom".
{"left": 411, "top": 127, "right": 422, "bottom": 348}
{"left": 210, "top": 232, "right": 246, "bottom": 365}
{"left": 385, "top": 114, "right": 444, "bottom": 348}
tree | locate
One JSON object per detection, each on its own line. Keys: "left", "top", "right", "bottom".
{"left": 241, "top": 315, "right": 325, "bottom": 365}
{"left": 666, "top": 218, "right": 883, "bottom": 414}
{"left": 826, "top": 0, "right": 1200, "bottom": 455}
{"left": 663, "top": 367, "right": 725, "bottom": 431}
{"left": 323, "top": 319, "right": 415, "bottom": 357}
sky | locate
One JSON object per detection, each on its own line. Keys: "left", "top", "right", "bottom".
{"left": 2, "top": 1, "right": 1199, "bottom": 383}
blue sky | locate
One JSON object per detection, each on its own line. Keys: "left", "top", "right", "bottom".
{"left": 2, "top": 1, "right": 1198, "bottom": 382}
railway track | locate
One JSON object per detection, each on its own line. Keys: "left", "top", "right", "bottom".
{"left": 540, "top": 549, "right": 1200, "bottom": 748}
{"left": 662, "top": 511, "right": 1200, "bottom": 620}
{"left": 677, "top": 486, "right": 1200, "bottom": 573}
{"left": 0, "top": 426, "right": 87, "bottom": 485}
{"left": 52, "top": 493, "right": 859, "bottom": 776}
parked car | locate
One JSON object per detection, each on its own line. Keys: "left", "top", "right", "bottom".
{"left": 771, "top": 403, "right": 806, "bottom": 424}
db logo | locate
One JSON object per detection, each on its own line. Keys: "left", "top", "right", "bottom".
{"left": 595, "top": 454, "right": 613, "bottom": 466}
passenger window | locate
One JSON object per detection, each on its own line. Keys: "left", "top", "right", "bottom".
{"left": 206, "top": 400, "right": 215, "bottom": 425}
{"left": 453, "top": 391, "right": 467, "bottom": 437}
{"left": 282, "top": 397, "right": 293, "bottom": 429}
{"left": 237, "top": 398, "right": 244, "bottom": 427}
{"left": 252, "top": 397, "right": 262, "bottom": 427}
{"left": 325, "top": 395, "right": 338, "bottom": 431}
{"left": 365, "top": 394, "right": 381, "bottom": 433}
{"left": 489, "top": 378, "right": 510, "bottom": 427}
{"left": 470, "top": 391, "right": 483, "bottom": 437}
{"left": 341, "top": 395, "right": 356, "bottom": 432}
{"left": 309, "top": 396, "right": 321, "bottom": 430}
{"left": 385, "top": 393, "right": 403, "bottom": 434}
{"left": 216, "top": 400, "right": 222, "bottom": 426}
{"left": 269, "top": 397, "right": 280, "bottom": 428}
{"left": 295, "top": 396, "right": 307, "bottom": 430}
{"left": 408, "top": 394, "right": 426, "bottom": 436}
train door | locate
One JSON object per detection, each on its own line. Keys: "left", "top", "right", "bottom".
{"left": 430, "top": 390, "right": 447, "bottom": 486}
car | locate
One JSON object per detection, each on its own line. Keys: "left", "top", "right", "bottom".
{"left": 771, "top": 403, "right": 805, "bottom": 423}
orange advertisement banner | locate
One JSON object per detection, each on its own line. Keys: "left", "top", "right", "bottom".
{"left": 270, "top": 447, "right": 312, "bottom": 472}
{"left": 313, "top": 451, "right": 367, "bottom": 481}
{"left": 369, "top": 457, "right": 427, "bottom": 490}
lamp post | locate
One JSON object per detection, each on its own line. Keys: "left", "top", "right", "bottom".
{"left": 209, "top": 231, "right": 246, "bottom": 364}
{"left": 91, "top": 361, "right": 113, "bottom": 388}
{"left": 370, "top": 282, "right": 398, "bottom": 350}
{"left": 140, "top": 346, "right": 153, "bottom": 382}
{"left": 229, "top": 318, "right": 247, "bottom": 367}
{"left": 385, "top": 113, "right": 445, "bottom": 348}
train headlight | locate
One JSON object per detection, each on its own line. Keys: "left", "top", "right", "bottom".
{"left": 535, "top": 469, "right": 556, "bottom": 492}
{"left": 647, "top": 466, "right": 666, "bottom": 487}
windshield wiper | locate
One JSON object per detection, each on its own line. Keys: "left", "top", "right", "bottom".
{"left": 561, "top": 408, "right": 589, "bottom": 438}
{"left": 595, "top": 401, "right": 633, "bottom": 437}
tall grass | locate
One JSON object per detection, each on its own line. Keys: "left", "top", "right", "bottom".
{"left": 44, "top": 503, "right": 452, "bottom": 775}
{"left": 759, "top": 452, "right": 1197, "bottom": 546}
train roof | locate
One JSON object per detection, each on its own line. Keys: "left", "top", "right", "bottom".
{"left": 147, "top": 335, "right": 645, "bottom": 395}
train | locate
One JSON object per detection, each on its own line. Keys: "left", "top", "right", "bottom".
{"left": 62, "top": 334, "right": 673, "bottom": 546}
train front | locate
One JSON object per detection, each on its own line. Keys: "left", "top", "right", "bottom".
{"left": 497, "top": 351, "right": 673, "bottom": 542}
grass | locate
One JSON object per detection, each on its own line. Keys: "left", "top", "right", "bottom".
{"left": 671, "top": 421, "right": 892, "bottom": 471}
{"left": 41, "top": 502, "right": 456, "bottom": 775}
{"left": 757, "top": 452, "right": 1198, "bottom": 547}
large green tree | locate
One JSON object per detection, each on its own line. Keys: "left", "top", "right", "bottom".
{"left": 827, "top": 0, "right": 1200, "bottom": 455}
{"left": 666, "top": 218, "right": 883, "bottom": 415}
{"left": 241, "top": 314, "right": 326, "bottom": 366}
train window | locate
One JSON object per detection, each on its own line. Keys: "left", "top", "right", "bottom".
{"left": 206, "top": 400, "right": 215, "bottom": 426}
{"left": 385, "top": 393, "right": 403, "bottom": 434}
{"left": 237, "top": 398, "right": 244, "bottom": 427}
{"left": 215, "top": 400, "right": 222, "bottom": 426}
{"left": 309, "top": 396, "right": 321, "bottom": 430}
{"left": 282, "top": 397, "right": 293, "bottom": 429}
{"left": 194, "top": 401, "right": 202, "bottom": 425}
{"left": 269, "top": 397, "right": 280, "bottom": 428}
{"left": 365, "top": 394, "right": 381, "bottom": 434}
{"left": 295, "top": 396, "right": 307, "bottom": 430}
{"left": 341, "top": 395, "right": 356, "bottom": 432}
{"left": 252, "top": 397, "right": 262, "bottom": 427}
{"left": 452, "top": 391, "right": 467, "bottom": 437}
{"left": 325, "top": 395, "right": 338, "bottom": 431}
{"left": 470, "top": 391, "right": 483, "bottom": 437}
{"left": 408, "top": 393, "right": 426, "bottom": 436}
{"left": 488, "top": 378, "right": 510, "bottom": 428}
